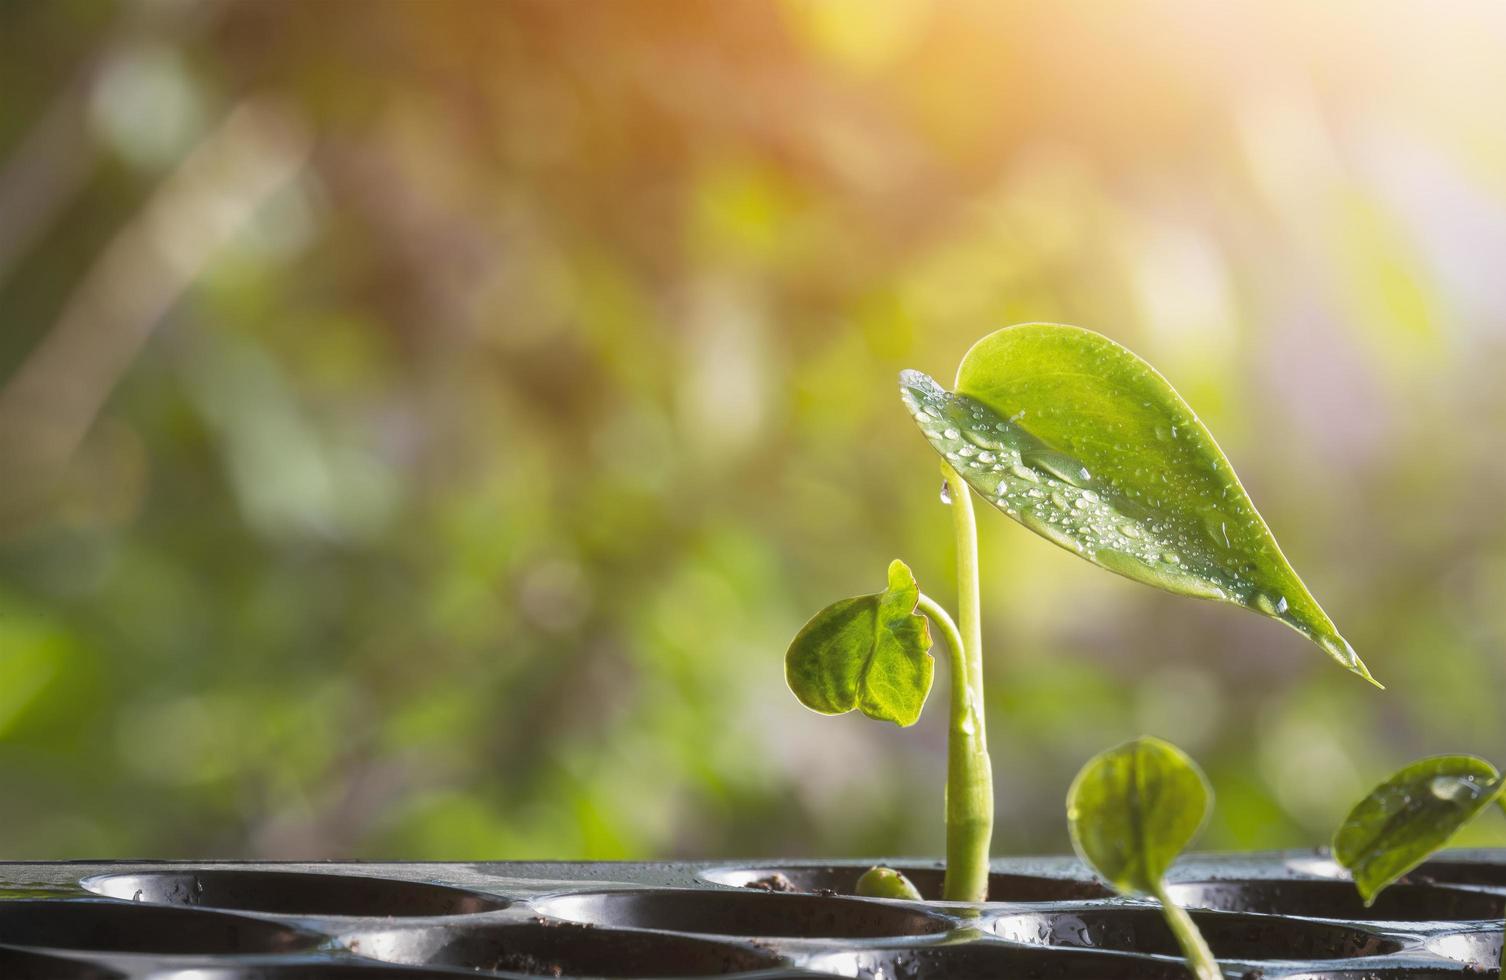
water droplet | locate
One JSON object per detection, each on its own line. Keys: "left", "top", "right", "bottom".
{"left": 939, "top": 480, "right": 953, "bottom": 505}
{"left": 943, "top": 428, "right": 960, "bottom": 440}
{"left": 1094, "top": 547, "right": 1226, "bottom": 600}
{"left": 1010, "top": 463, "right": 1040, "bottom": 483}
{"left": 1022, "top": 511, "right": 1084, "bottom": 553}
{"left": 1120, "top": 524, "right": 1141, "bottom": 539}
{"left": 962, "top": 428, "right": 1001, "bottom": 451}
{"left": 1431, "top": 776, "right": 1485, "bottom": 804}
{"left": 1010, "top": 410, "right": 1026, "bottom": 422}
{"left": 1023, "top": 449, "right": 1094, "bottom": 488}
{"left": 1318, "top": 633, "right": 1360, "bottom": 668}
{"left": 1253, "top": 592, "right": 1288, "bottom": 616}
{"left": 977, "top": 451, "right": 996, "bottom": 465}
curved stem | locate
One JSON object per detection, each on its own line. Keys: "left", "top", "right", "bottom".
{"left": 1153, "top": 882, "right": 1221, "bottom": 980}
{"left": 926, "top": 461, "right": 994, "bottom": 903}
{"left": 914, "top": 592, "right": 965, "bottom": 676}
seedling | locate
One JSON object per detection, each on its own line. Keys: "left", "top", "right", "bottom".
{"left": 786, "top": 322, "right": 1375, "bottom": 903}
{"left": 1334, "top": 755, "right": 1506, "bottom": 907}
{"left": 1067, "top": 736, "right": 1220, "bottom": 980}
{"left": 854, "top": 866, "right": 924, "bottom": 902}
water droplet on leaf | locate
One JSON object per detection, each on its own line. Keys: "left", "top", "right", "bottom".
{"left": 1023, "top": 449, "right": 1093, "bottom": 488}
{"left": 1430, "top": 776, "right": 1485, "bottom": 804}
{"left": 1253, "top": 592, "right": 1288, "bottom": 616}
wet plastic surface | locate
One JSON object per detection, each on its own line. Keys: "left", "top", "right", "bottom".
{"left": 0, "top": 850, "right": 1497, "bottom": 977}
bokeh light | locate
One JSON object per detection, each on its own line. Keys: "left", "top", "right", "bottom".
{"left": 2, "top": 0, "right": 1505, "bottom": 860}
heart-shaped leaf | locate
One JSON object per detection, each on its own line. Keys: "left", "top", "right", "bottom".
{"left": 899, "top": 322, "right": 1377, "bottom": 686}
{"left": 1333, "top": 755, "right": 1506, "bottom": 904}
{"left": 785, "top": 559, "right": 934, "bottom": 727}
{"left": 1066, "top": 736, "right": 1211, "bottom": 897}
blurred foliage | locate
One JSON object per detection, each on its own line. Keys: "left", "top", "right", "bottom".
{"left": 1, "top": 0, "right": 1505, "bottom": 861}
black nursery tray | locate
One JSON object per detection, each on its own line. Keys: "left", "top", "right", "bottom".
{"left": 0, "top": 851, "right": 1502, "bottom": 979}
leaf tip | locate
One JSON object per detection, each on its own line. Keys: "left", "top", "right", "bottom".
{"left": 1351, "top": 656, "right": 1384, "bottom": 691}
{"left": 1316, "top": 631, "right": 1382, "bottom": 689}
{"left": 897, "top": 369, "right": 949, "bottom": 418}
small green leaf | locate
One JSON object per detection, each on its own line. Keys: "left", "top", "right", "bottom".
{"left": 855, "top": 866, "right": 924, "bottom": 901}
{"left": 1066, "top": 736, "right": 1211, "bottom": 897}
{"left": 785, "top": 559, "right": 934, "bottom": 727}
{"left": 1333, "top": 755, "right": 1505, "bottom": 904}
{"left": 899, "top": 322, "right": 1377, "bottom": 686}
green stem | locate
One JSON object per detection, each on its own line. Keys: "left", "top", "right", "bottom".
{"left": 1153, "top": 882, "right": 1221, "bottom": 980}
{"left": 1499, "top": 801, "right": 1506, "bottom": 973}
{"left": 923, "top": 461, "right": 993, "bottom": 903}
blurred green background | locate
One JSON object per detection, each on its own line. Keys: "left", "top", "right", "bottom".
{"left": 2, "top": 0, "right": 1504, "bottom": 861}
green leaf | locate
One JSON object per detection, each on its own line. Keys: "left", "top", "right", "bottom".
{"left": 899, "top": 322, "right": 1377, "bottom": 686}
{"left": 1066, "top": 736, "right": 1211, "bottom": 897}
{"left": 785, "top": 559, "right": 934, "bottom": 727}
{"left": 1333, "top": 755, "right": 1505, "bottom": 904}
{"left": 855, "top": 866, "right": 924, "bottom": 901}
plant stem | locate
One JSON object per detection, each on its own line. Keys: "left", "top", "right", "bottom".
{"left": 927, "top": 461, "right": 993, "bottom": 903}
{"left": 1152, "top": 883, "right": 1221, "bottom": 980}
{"left": 913, "top": 590, "right": 989, "bottom": 902}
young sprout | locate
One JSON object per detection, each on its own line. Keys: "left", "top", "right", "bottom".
{"left": 1067, "top": 736, "right": 1219, "bottom": 980}
{"left": 786, "top": 557, "right": 989, "bottom": 902}
{"left": 787, "top": 322, "right": 1373, "bottom": 904}
{"left": 1334, "top": 756, "right": 1506, "bottom": 905}
{"left": 854, "top": 866, "right": 924, "bottom": 902}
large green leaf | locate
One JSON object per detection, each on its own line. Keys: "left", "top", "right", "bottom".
{"left": 1066, "top": 736, "right": 1211, "bottom": 897}
{"left": 1333, "top": 755, "right": 1505, "bottom": 904}
{"left": 899, "top": 322, "right": 1376, "bottom": 686}
{"left": 784, "top": 559, "right": 934, "bottom": 727}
